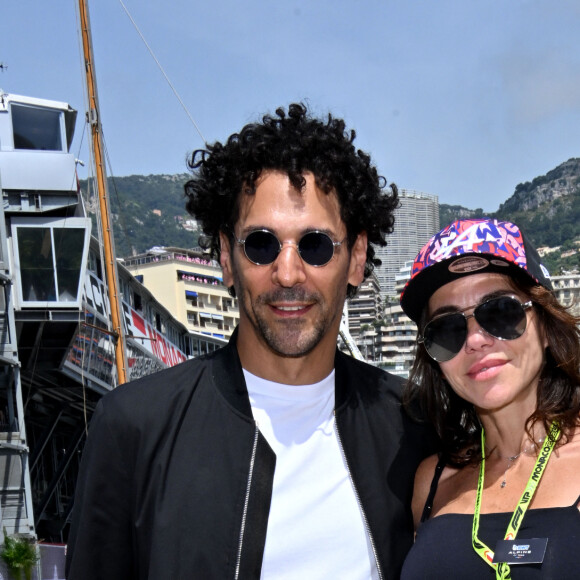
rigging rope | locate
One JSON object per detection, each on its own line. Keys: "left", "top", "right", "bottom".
{"left": 118, "top": 0, "right": 207, "bottom": 145}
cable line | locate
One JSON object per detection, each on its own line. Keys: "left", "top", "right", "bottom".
{"left": 118, "top": 0, "right": 206, "bottom": 145}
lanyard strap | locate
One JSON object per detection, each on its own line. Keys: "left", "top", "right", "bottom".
{"left": 472, "top": 421, "right": 561, "bottom": 580}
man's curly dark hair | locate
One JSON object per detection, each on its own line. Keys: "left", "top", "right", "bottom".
{"left": 184, "top": 103, "right": 399, "bottom": 298}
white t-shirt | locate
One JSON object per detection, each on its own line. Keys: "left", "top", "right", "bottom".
{"left": 244, "top": 369, "right": 379, "bottom": 580}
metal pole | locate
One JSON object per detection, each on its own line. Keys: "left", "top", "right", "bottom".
{"left": 78, "top": 0, "right": 128, "bottom": 384}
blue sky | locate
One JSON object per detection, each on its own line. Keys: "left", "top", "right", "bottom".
{"left": 1, "top": 0, "right": 579, "bottom": 211}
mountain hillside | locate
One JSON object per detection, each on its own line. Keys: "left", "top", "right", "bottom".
{"left": 440, "top": 157, "right": 580, "bottom": 274}
{"left": 499, "top": 158, "right": 580, "bottom": 214}
{"left": 81, "top": 158, "right": 580, "bottom": 274}
{"left": 80, "top": 173, "right": 196, "bottom": 257}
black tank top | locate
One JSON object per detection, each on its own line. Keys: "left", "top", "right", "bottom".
{"left": 401, "top": 457, "right": 580, "bottom": 579}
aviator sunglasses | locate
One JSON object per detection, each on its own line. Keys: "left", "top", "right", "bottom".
{"left": 418, "top": 295, "right": 533, "bottom": 362}
{"left": 234, "top": 229, "right": 345, "bottom": 267}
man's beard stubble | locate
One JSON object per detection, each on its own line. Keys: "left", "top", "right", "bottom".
{"left": 234, "top": 274, "right": 340, "bottom": 358}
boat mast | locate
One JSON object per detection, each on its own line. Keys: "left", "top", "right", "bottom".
{"left": 78, "top": 0, "right": 128, "bottom": 385}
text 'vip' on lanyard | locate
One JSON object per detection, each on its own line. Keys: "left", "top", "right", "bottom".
{"left": 472, "top": 421, "right": 561, "bottom": 580}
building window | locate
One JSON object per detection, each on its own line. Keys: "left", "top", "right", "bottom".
{"left": 11, "top": 103, "right": 64, "bottom": 151}
{"left": 185, "top": 291, "right": 198, "bottom": 307}
{"left": 0, "top": 285, "right": 10, "bottom": 346}
{"left": 12, "top": 217, "right": 91, "bottom": 307}
{"left": 133, "top": 291, "right": 143, "bottom": 312}
{"left": 87, "top": 250, "right": 103, "bottom": 278}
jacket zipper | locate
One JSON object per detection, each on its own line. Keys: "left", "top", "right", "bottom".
{"left": 234, "top": 424, "right": 260, "bottom": 579}
{"left": 334, "top": 411, "right": 385, "bottom": 580}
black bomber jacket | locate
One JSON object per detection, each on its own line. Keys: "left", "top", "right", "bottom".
{"left": 66, "top": 329, "right": 436, "bottom": 579}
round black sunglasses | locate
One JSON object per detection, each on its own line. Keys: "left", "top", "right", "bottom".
{"left": 234, "top": 229, "right": 345, "bottom": 267}
{"left": 418, "top": 295, "right": 533, "bottom": 362}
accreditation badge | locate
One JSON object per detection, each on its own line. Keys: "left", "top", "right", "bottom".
{"left": 493, "top": 538, "right": 548, "bottom": 564}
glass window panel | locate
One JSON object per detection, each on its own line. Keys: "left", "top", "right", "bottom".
{"left": 11, "top": 104, "right": 63, "bottom": 151}
{"left": 17, "top": 227, "right": 56, "bottom": 301}
{"left": 53, "top": 228, "right": 85, "bottom": 302}
{"left": 0, "top": 286, "right": 9, "bottom": 345}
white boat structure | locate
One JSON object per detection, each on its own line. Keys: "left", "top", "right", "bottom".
{"left": 0, "top": 88, "right": 226, "bottom": 577}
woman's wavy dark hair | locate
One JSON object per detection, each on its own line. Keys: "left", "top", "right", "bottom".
{"left": 184, "top": 103, "right": 399, "bottom": 298}
{"left": 403, "top": 276, "right": 580, "bottom": 467}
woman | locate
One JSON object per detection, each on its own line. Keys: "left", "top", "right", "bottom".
{"left": 399, "top": 218, "right": 580, "bottom": 579}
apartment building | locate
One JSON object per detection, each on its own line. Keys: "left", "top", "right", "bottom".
{"left": 374, "top": 261, "right": 418, "bottom": 376}
{"left": 123, "top": 247, "right": 239, "bottom": 340}
{"left": 373, "top": 190, "right": 439, "bottom": 300}
{"left": 551, "top": 271, "right": 580, "bottom": 316}
{"left": 347, "top": 272, "right": 383, "bottom": 336}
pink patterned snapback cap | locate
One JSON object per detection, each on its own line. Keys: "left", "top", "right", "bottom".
{"left": 400, "top": 218, "right": 552, "bottom": 324}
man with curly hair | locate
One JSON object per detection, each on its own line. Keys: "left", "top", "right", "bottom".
{"left": 67, "top": 103, "right": 436, "bottom": 579}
